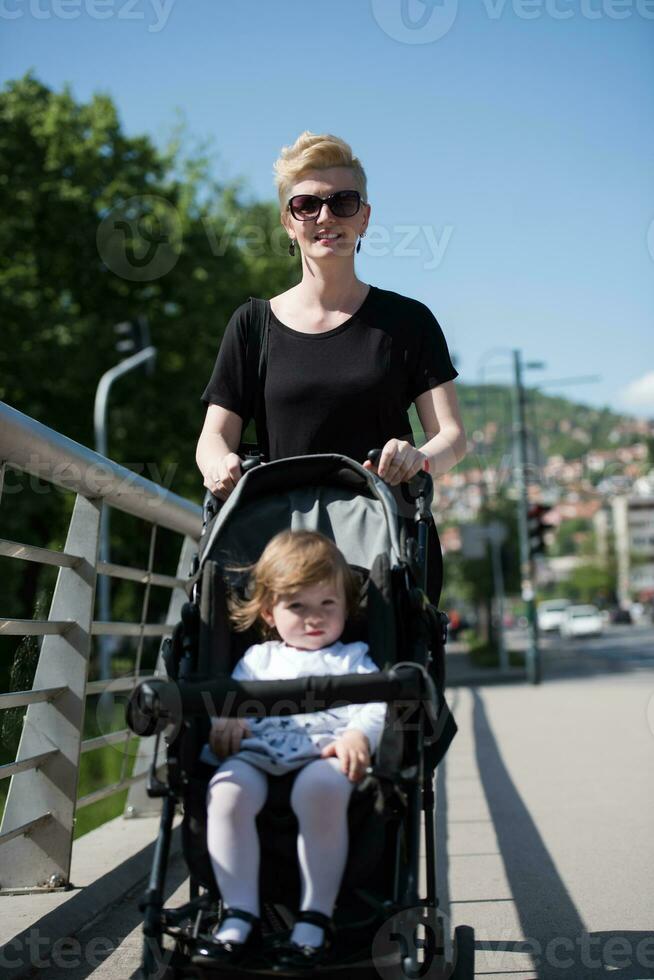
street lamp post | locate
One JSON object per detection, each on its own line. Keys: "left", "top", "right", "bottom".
{"left": 94, "top": 326, "right": 156, "bottom": 680}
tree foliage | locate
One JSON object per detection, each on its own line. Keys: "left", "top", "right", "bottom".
{"left": 564, "top": 561, "right": 617, "bottom": 606}
{"left": 0, "top": 73, "right": 297, "bottom": 676}
{"left": 455, "top": 382, "right": 643, "bottom": 475}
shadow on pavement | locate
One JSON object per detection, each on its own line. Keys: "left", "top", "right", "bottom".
{"left": 470, "top": 689, "right": 654, "bottom": 980}
{"left": 20, "top": 849, "right": 189, "bottom": 980}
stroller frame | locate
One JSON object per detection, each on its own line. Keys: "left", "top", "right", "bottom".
{"left": 128, "top": 451, "right": 475, "bottom": 980}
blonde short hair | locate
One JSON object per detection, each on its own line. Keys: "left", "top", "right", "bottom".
{"left": 228, "top": 529, "right": 361, "bottom": 639}
{"left": 273, "top": 131, "right": 368, "bottom": 213}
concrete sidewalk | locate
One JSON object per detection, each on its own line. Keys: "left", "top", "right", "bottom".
{"left": 439, "top": 669, "right": 654, "bottom": 978}
{"left": 3, "top": 666, "right": 653, "bottom": 979}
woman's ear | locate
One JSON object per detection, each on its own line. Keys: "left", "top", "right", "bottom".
{"left": 280, "top": 209, "right": 292, "bottom": 237}
{"left": 361, "top": 201, "right": 371, "bottom": 237}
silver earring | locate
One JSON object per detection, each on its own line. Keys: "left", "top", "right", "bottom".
{"left": 356, "top": 232, "right": 366, "bottom": 254}
{"left": 289, "top": 239, "right": 296, "bottom": 257}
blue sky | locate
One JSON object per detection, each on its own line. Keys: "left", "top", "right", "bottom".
{"left": 2, "top": 0, "right": 653, "bottom": 416}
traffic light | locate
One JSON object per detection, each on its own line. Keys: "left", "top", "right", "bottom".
{"left": 113, "top": 316, "right": 150, "bottom": 357}
{"left": 527, "top": 503, "right": 552, "bottom": 557}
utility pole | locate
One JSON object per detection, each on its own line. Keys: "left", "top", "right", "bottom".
{"left": 512, "top": 349, "right": 541, "bottom": 685}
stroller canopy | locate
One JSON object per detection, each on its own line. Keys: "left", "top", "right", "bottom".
{"left": 200, "top": 454, "right": 405, "bottom": 574}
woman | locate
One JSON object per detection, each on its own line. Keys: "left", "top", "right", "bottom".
{"left": 196, "top": 131, "right": 466, "bottom": 604}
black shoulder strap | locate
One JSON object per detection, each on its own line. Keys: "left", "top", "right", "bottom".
{"left": 245, "top": 297, "right": 270, "bottom": 459}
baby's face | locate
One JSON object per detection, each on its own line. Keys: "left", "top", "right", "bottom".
{"left": 263, "top": 578, "right": 347, "bottom": 651}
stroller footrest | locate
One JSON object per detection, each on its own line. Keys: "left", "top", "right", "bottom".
{"left": 162, "top": 893, "right": 214, "bottom": 927}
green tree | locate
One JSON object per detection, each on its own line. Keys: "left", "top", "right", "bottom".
{"left": 550, "top": 518, "right": 593, "bottom": 557}
{"left": 564, "top": 560, "right": 617, "bottom": 606}
{"left": 0, "top": 73, "right": 297, "bottom": 683}
{"left": 646, "top": 436, "right": 654, "bottom": 469}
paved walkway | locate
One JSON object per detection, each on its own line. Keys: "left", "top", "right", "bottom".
{"left": 3, "top": 659, "right": 654, "bottom": 979}
{"left": 439, "top": 667, "right": 654, "bottom": 978}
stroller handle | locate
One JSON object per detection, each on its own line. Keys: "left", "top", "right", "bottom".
{"left": 126, "top": 665, "right": 434, "bottom": 737}
{"left": 203, "top": 450, "right": 433, "bottom": 529}
{"left": 367, "top": 448, "right": 433, "bottom": 506}
{"left": 202, "top": 452, "right": 264, "bottom": 527}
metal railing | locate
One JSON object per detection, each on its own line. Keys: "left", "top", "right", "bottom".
{"left": 0, "top": 402, "right": 202, "bottom": 893}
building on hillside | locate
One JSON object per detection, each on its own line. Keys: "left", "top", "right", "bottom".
{"left": 593, "top": 506, "right": 611, "bottom": 561}
{"left": 611, "top": 491, "right": 654, "bottom": 601}
{"left": 554, "top": 499, "right": 602, "bottom": 523}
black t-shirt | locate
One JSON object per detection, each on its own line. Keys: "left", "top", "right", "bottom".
{"left": 201, "top": 284, "right": 458, "bottom": 465}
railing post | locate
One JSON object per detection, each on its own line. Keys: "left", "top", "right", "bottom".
{"left": 124, "top": 534, "right": 197, "bottom": 817}
{"left": 0, "top": 494, "right": 101, "bottom": 892}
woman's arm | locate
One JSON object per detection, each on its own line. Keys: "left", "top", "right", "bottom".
{"left": 414, "top": 380, "right": 467, "bottom": 477}
{"left": 195, "top": 404, "right": 244, "bottom": 498}
{"left": 363, "top": 380, "right": 467, "bottom": 485}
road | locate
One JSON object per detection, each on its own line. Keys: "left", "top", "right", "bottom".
{"left": 507, "top": 622, "right": 654, "bottom": 676}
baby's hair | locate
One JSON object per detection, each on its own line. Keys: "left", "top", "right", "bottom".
{"left": 273, "top": 130, "right": 368, "bottom": 214}
{"left": 227, "top": 530, "right": 361, "bottom": 640}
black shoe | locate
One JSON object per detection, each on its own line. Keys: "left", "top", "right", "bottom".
{"left": 191, "top": 906, "right": 262, "bottom": 967}
{"left": 272, "top": 910, "right": 334, "bottom": 971}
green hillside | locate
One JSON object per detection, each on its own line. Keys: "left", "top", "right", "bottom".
{"left": 452, "top": 383, "right": 645, "bottom": 469}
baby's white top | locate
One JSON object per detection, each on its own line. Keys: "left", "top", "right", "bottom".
{"left": 233, "top": 639, "right": 386, "bottom": 748}
{"left": 200, "top": 639, "right": 387, "bottom": 775}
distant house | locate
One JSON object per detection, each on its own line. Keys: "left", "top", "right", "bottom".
{"left": 611, "top": 489, "right": 654, "bottom": 601}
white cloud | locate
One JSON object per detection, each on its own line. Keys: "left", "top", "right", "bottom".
{"left": 620, "top": 372, "right": 654, "bottom": 414}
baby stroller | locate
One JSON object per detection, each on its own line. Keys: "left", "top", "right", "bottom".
{"left": 127, "top": 450, "right": 475, "bottom": 979}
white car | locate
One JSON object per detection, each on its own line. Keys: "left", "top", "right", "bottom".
{"left": 559, "top": 604, "right": 604, "bottom": 639}
{"left": 537, "top": 599, "right": 570, "bottom": 633}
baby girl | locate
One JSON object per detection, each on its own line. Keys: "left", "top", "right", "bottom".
{"left": 193, "top": 529, "right": 386, "bottom": 970}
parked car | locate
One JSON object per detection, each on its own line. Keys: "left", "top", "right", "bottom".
{"left": 560, "top": 604, "right": 604, "bottom": 639}
{"left": 537, "top": 599, "right": 571, "bottom": 633}
{"left": 610, "top": 606, "right": 633, "bottom": 625}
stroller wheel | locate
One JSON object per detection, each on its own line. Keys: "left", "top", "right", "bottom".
{"left": 449, "top": 925, "right": 475, "bottom": 979}
{"left": 140, "top": 936, "right": 176, "bottom": 980}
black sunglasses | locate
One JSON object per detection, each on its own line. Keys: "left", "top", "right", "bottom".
{"left": 287, "top": 189, "right": 362, "bottom": 221}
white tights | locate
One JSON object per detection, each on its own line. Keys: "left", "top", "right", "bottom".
{"left": 206, "top": 757, "right": 354, "bottom": 947}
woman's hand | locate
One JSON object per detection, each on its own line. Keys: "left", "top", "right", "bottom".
{"left": 321, "top": 730, "right": 371, "bottom": 783}
{"left": 363, "top": 439, "right": 429, "bottom": 486}
{"left": 209, "top": 717, "right": 250, "bottom": 759}
{"left": 203, "top": 452, "right": 243, "bottom": 501}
